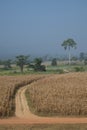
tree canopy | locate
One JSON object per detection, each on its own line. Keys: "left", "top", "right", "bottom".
{"left": 16, "top": 55, "right": 29, "bottom": 73}
{"left": 61, "top": 38, "right": 77, "bottom": 65}
{"left": 61, "top": 38, "right": 77, "bottom": 50}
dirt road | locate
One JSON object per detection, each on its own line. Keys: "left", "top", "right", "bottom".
{"left": 0, "top": 85, "right": 87, "bottom": 124}
{"left": 15, "top": 85, "right": 39, "bottom": 119}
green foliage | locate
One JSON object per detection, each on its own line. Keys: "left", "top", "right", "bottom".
{"left": 61, "top": 38, "right": 77, "bottom": 65}
{"left": 28, "top": 58, "right": 46, "bottom": 72}
{"left": 61, "top": 38, "right": 77, "bottom": 50}
{"left": 51, "top": 58, "right": 57, "bottom": 66}
{"left": 16, "top": 55, "right": 29, "bottom": 73}
{"left": 74, "top": 66, "right": 85, "bottom": 72}
{"left": 34, "top": 65, "right": 46, "bottom": 71}
{"left": 34, "top": 58, "right": 46, "bottom": 71}
{"left": 57, "top": 69, "right": 64, "bottom": 74}
{"left": 34, "top": 58, "right": 42, "bottom": 66}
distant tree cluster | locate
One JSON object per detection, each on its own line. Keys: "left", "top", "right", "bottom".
{"left": 1, "top": 38, "right": 87, "bottom": 73}
{"left": 15, "top": 55, "right": 46, "bottom": 73}
{"left": 0, "top": 55, "right": 46, "bottom": 73}
{"left": 29, "top": 58, "right": 46, "bottom": 72}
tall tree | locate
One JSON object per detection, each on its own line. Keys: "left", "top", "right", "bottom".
{"left": 61, "top": 38, "right": 77, "bottom": 65}
{"left": 16, "top": 55, "right": 29, "bottom": 73}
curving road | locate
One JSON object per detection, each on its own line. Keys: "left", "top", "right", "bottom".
{"left": 0, "top": 85, "right": 87, "bottom": 124}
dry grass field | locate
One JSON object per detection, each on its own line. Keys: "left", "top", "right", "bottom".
{"left": 0, "top": 124, "right": 87, "bottom": 130}
{"left": 0, "top": 75, "right": 45, "bottom": 117}
{"left": 26, "top": 72, "right": 87, "bottom": 116}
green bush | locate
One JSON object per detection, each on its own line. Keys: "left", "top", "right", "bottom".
{"left": 28, "top": 58, "right": 46, "bottom": 72}
{"left": 57, "top": 69, "right": 64, "bottom": 74}
{"left": 34, "top": 65, "right": 46, "bottom": 71}
{"left": 74, "top": 67, "right": 85, "bottom": 72}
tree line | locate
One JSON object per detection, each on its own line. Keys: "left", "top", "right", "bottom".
{"left": 0, "top": 38, "right": 87, "bottom": 73}
{"left": 0, "top": 56, "right": 46, "bottom": 73}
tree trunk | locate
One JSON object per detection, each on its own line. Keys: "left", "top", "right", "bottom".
{"left": 20, "top": 65, "right": 23, "bottom": 73}
{"left": 68, "top": 46, "right": 71, "bottom": 65}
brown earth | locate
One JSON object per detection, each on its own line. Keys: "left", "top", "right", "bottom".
{"left": 0, "top": 85, "right": 87, "bottom": 124}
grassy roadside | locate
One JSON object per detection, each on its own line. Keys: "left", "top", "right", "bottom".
{"left": 0, "top": 64, "right": 87, "bottom": 75}
{"left": 0, "top": 124, "right": 87, "bottom": 130}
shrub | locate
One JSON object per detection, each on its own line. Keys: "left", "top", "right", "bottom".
{"left": 57, "top": 69, "right": 64, "bottom": 74}
{"left": 34, "top": 65, "right": 46, "bottom": 71}
{"left": 29, "top": 58, "right": 46, "bottom": 72}
{"left": 74, "top": 67, "right": 85, "bottom": 72}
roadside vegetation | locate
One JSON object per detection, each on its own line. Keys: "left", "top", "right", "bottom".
{"left": 0, "top": 59, "right": 87, "bottom": 75}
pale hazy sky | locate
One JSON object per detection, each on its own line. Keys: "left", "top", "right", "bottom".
{"left": 0, "top": 0, "right": 87, "bottom": 58}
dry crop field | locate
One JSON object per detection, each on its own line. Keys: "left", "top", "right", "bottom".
{"left": 0, "top": 75, "right": 45, "bottom": 118}
{"left": 0, "top": 124, "right": 87, "bottom": 130}
{"left": 26, "top": 72, "right": 87, "bottom": 116}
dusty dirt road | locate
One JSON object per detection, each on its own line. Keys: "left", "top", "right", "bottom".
{"left": 0, "top": 85, "right": 87, "bottom": 124}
